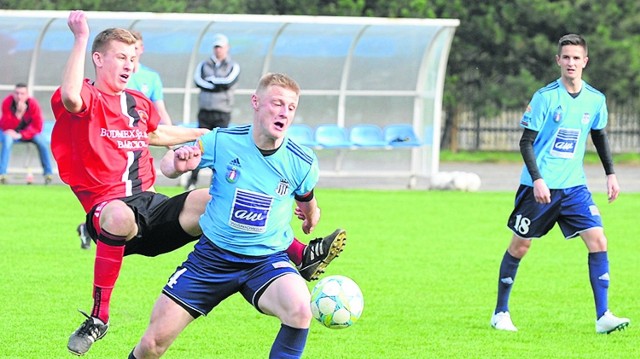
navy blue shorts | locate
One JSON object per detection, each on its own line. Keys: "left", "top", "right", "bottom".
{"left": 507, "top": 185, "right": 603, "bottom": 239}
{"left": 162, "top": 236, "right": 299, "bottom": 318}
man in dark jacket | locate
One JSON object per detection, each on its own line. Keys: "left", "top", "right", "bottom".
{"left": 187, "top": 33, "right": 241, "bottom": 190}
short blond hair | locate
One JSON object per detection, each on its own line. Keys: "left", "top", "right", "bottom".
{"left": 91, "top": 28, "right": 137, "bottom": 53}
{"left": 256, "top": 73, "right": 300, "bottom": 96}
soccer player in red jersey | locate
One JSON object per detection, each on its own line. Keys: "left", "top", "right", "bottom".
{"left": 52, "top": 11, "right": 346, "bottom": 356}
{"left": 50, "top": 11, "right": 210, "bottom": 356}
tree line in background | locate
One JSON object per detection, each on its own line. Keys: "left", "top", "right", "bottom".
{"left": 3, "top": 0, "right": 639, "bottom": 149}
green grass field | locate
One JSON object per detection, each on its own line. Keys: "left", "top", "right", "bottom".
{"left": 1, "top": 185, "right": 639, "bottom": 358}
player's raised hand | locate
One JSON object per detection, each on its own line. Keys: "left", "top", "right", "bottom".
{"left": 67, "top": 10, "right": 89, "bottom": 38}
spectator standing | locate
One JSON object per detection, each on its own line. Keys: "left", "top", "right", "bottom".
{"left": 185, "top": 33, "right": 240, "bottom": 190}
{"left": 0, "top": 83, "right": 53, "bottom": 184}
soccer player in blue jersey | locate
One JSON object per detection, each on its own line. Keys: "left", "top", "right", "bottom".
{"left": 129, "top": 73, "right": 338, "bottom": 358}
{"left": 490, "top": 34, "right": 630, "bottom": 334}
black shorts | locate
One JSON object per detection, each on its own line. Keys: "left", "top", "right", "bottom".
{"left": 84, "top": 191, "right": 200, "bottom": 257}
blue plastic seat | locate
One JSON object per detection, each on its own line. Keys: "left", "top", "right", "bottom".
{"left": 288, "top": 124, "right": 319, "bottom": 147}
{"left": 384, "top": 124, "right": 423, "bottom": 147}
{"left": 349, "top": 124, "right": 388, "bottom": 148}
{"left": 315, "top": 124, "right": 353, "bottom": 148}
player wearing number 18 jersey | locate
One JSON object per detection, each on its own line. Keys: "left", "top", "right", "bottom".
{"left": 491, "top": 33, "right": 629, "bottom": 334}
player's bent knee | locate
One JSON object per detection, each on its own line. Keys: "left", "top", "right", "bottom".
{"left": 187, "top": 188, "right": 211, "bottom": 210}
{"left": 180, "top": 189, "right": 210, "bottom": 235}
{"left": 100, "top": 201, "right": 136, "bottom": 230}
{"left": 138, "top": 334, "right": 170, "bottom": 358}
{"left": 281, "top": 300, "right": 313, "bottom": 328}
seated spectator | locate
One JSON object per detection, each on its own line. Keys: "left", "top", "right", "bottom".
{"left": 0, "top": 83, "right": 53, "bottom": 184}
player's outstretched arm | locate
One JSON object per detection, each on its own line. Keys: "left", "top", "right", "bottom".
{"left": 148, "top": 124, "right": 209, "bottom": 147}
{"left": 61, "top": 10, "right": 90, "bottom": 113}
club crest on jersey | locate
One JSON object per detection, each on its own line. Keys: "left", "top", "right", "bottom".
{"left": 226, "top": 158, "right": 241, "bottom": 183}
{"left": 553, "top": 106, "right": 562, "bottom": 122}
{"left": 136, "top": 110, "right": 149, "bottom": 123}
{"left": 276, "top": 179, "right": 290, "bottom": 196}
{"left": 582, "top": 112, "right": 590, "bottom": 124}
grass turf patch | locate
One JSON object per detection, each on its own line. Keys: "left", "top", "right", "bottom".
{"left": 0, "top": 185, "right": 638, "bottom": 358}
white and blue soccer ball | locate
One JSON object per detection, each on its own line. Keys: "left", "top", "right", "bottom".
{"left": 310, "top": 275, "right": 364, "bottom": 329}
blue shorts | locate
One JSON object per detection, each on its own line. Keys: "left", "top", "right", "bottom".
{"left": 507, "top": 185, "right": 603, "bottom": 239}
{"left": 162, "top": 236, "right": 299, "bottom": 318}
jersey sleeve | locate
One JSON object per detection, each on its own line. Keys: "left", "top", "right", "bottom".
{"left": 590, "top": 97, "right": 608, "bottom": 130}
{"left": 50, "top": 83, "right": 95, "bottom": 185}
{"left": 67, "top": 81, "right": 95, "bottom": 120}
{"left": 197, "top": 128, "right": 219, "bottom": 169}
{"left": 519, "top": 91, "right": 547, "bottom": 132}
{"left": 142, "top": 94, "right": 161, "bottom": 133}
{"left": 295, "top": 151, "right": 320, "bottom": 196}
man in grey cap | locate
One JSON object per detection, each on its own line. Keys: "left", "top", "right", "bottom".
{"left": 188, "top": 33, "right": 241, "bottom": 190}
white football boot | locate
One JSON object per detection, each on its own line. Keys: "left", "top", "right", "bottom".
{"left": 596, "top": 311, "right": 630, "bottom": 334}
{"left": 491, "top": 311, "right": 518, "bottom": 332}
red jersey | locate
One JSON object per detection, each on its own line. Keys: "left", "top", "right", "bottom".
{"left": 50, "top": 80, "right": 161, "bottom": 213}
{"left": 0, "top": 95, "right": 44, "bottom": 140}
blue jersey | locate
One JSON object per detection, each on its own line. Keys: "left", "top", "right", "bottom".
{"left": 127, "top": 64, "right": 164, "bottom": 102}
{"left": 196, "top": 125, "right": 319, "bottom": 256}
{"left": 519, "top": 79, "right": 608, "bottom": 189}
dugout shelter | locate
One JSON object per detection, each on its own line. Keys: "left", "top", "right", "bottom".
{"left": 0, "top": 10, "right": 459, "bottom": 188}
